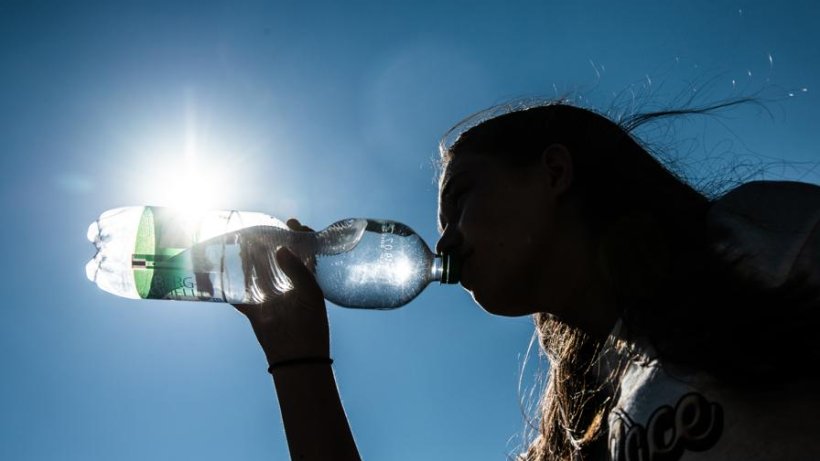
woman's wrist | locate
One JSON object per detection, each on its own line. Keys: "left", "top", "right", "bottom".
{"left": 271, "top": 357, "right": 361, "bottom": 460}
{"left": 267, "top": 356, "right": 334, "bottom": 374}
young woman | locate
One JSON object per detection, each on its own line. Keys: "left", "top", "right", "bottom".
{"left": 234, "top": 102, "right": 820, "bottom": 460}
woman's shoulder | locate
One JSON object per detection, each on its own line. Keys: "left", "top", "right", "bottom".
{"left": 712, "top": 180, "right": 820, "bottom": 216}
{"left": 707, "top": 179, "right": 820, "bottom": 289}
{"left": 607, "top": 336, "right": 820, "bottom": 461}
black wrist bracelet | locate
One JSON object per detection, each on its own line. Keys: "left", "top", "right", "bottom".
{"left": 268, "top": 356, "right": 334, "bottom": 373}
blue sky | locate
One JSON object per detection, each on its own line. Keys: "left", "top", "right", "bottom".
{"left": 2, "top": 1, "right": 819, "bottom": 460}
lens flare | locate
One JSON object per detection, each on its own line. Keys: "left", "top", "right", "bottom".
{"left": 348, "top": 253, "right": 416, "bottom": 286}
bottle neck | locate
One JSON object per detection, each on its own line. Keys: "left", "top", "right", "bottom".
{"left": 432, "top": 254, "right": 459, "bottom": 285}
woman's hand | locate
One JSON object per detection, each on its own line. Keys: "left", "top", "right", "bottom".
{"left": 232, "top": 220, "right": 362, "bottom": 460}
{"left": 232, "top": 219, "right": 330, "bottom": 367}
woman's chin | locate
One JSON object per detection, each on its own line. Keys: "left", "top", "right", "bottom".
{"left": 471, "top": 289, "right": 535, "bottom": 317}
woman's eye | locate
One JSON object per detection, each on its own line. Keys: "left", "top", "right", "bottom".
{"left": 446, "top": 188, "right": 466, "bottom": 211}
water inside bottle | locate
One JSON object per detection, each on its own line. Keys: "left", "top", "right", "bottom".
{"left": 314, "top": 220, "right": 437, "bottom": 308}
{"left": 86, "top": 207, "right": 439, "bottom": 308}
{"left": 229, "top": 219, "right": 369, "bottom": 303}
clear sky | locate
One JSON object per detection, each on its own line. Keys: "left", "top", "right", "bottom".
{"left": 2, "top": 1, "right": 819, "bottom": 460}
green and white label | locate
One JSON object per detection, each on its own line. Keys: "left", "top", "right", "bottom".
{"left": 132, "top": 207, "right": 223, "bottom": 302}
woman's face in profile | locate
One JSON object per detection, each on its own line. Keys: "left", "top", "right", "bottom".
{"left": 436, "top": 152, "right": 563, "bottom": 317}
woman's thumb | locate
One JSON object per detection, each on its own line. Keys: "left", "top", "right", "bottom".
{"left": 275, "top": 247, "right": 319, "bottom": 291}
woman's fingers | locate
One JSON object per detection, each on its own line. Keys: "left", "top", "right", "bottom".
{"left": 231, "top": 219, "right": 320, "bottom": 319}
{"left": 285, "top": 218, "right": 317, "bottom": 272}
{"left": 275, "top": 247, "right": 322, "bottom": 295}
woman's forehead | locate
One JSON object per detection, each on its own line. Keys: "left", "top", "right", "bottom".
{"left": 439, "top": 155, "right": 490, "bottom": 191}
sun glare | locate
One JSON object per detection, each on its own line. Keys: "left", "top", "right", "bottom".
{"left": 127, "top": 94, "right": 240, "bottom": 212}
{"left": 164, "top": 165, "right": 221, "bottom": 210}
{"left": 132, "top": 152, "right": 231, "bottom": 211}
{"left": 348, "top": 253, "right": 416, "bottom": 287}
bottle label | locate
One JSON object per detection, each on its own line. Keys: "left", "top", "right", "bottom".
{"left": 132, "top": 207, "right": 225, "bottom": 302}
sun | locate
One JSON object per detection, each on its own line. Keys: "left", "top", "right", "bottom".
{"left": 162, "top": 164, "right": 222, "bottom": 210}
{"left": 126, "top": 96, "right": 241, "bottom": 212}
{"left": 130, "top": 155, "right": 231, "bottom": 211}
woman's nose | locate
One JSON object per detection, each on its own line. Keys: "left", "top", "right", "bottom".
{"left": 436, "top": 225, "right": 462, "bottom": 256}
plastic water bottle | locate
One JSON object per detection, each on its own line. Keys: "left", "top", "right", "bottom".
{"left": 86, "top": 206, "right": 458, "bottom": 309}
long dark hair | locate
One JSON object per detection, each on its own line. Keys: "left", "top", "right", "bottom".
{"left": 439, "top": 101, "right": 818, "bottom": 460}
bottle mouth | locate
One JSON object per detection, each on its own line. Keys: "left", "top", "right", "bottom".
{"left": 439, "top": 254, "right": 460, "bottom": 285}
